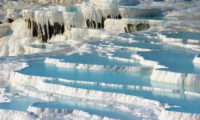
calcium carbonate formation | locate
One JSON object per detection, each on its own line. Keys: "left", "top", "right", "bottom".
{"left": 21, "top": 0, "right": 162, "bottom": 42}
{"left": 193, "top": 55, "right": 200, "bottom": 65}
{"left": 1, "top": 0, "right": 200, "bottom": 120}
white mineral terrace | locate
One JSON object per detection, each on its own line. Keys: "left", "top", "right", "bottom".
{"left": 151, "top": 69, "right": 200, "bottom": 86}
{"left": 0, "top": 107, "right": 114, "bottom": 120}
{"left": 193, "top": 55, "right": 200, "bottom": 65}
{"left": 0, "top": 0, "right": 200, "bottom": 120}
{"left": 44, "top": 57, "right": 152, "bottom": 72}
{"left": 21, "top": 2, "right": 163, "bottom": 42}
{"left": 7, "top": 71, "right": 200, "bottom": 120}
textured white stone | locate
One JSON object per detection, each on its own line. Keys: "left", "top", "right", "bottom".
{"left": 0, "top": 24, "right": 10, "bottom": 37}
{"left": 193, "top": 55, "right": 200, "bottom": 65}
{"left": 63, "top": 12, "right": 84, "bottom": 30}
{"left": 159, "top": 110, "right": 200, "bottom": 120}
{"left": 90, "top": 0, "right": 139, "bottom": 7}
{"left": 151, "top": 69, "right": 200, "bottom": 86}
{"left": 104, "top": 18, "right": 162, "bottom": 34}
{"left": 0, "top": 107, "right": 114, "bottom": 120}
{"left": 44, "top": 57, "right": 152, "bottom": 72}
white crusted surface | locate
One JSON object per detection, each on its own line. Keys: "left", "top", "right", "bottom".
{"left": 44, "top": 57, "right": 152, "bottom": 72}
{"left": 0, "top": 107, "right": 115, "bottom": 120}
{"left": 193, "top": 55, "right": 200, "bottom": 65}
{"left": 151, "top": 69, "right": 200, "bottom": 86}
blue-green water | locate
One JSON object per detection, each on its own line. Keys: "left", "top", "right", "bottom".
{"left": 4, "top": 30, "right": 200, "bottom": 119}
{"left": 17, "top": 58, "right": 200, "bottom": 114}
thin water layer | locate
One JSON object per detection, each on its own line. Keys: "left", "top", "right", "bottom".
{"left": 1, "top": 0, "right": 200, "bottom": 119}
{"left": 161, "top": 31, "right": 200, "bottom": 41}
{"left": 19, "top": 59, "right": 150, "bottom": 86}
{"left": 32, "top": 100, "right": 140, "bottom": 120}
{"left": 17, "top": 30, "right": 200, "bottom": 116}
{"left": 112, "top": 41, "right": 162, "bottom": 50}
{"left": 18, "top": 58, "right": 200, "bottom": 114}
{"left": 0, "top": 96, "right": 41, "bottom": 111}
{"left": 0, "top": 87, "right": 141, "bottom": 120}
{"left": 47, "top": 52, "right": 140, "bottom": 66}
{"left": 111, "top": 49, "right": 134, "bottom": 59}
{"left": 138, "top": 46, "right": 200, "bottom": 73}
{"left": 112, "top": 32, "right": 200, "bottom": 74}
{"left": 43, "top": 74, "right": 200, "bottom": 114}
{"left": 0, "top": 88, "right": 42, "bottom": 111}
{"left": 19, "top": 64, "right": 200, "bottom": 114}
